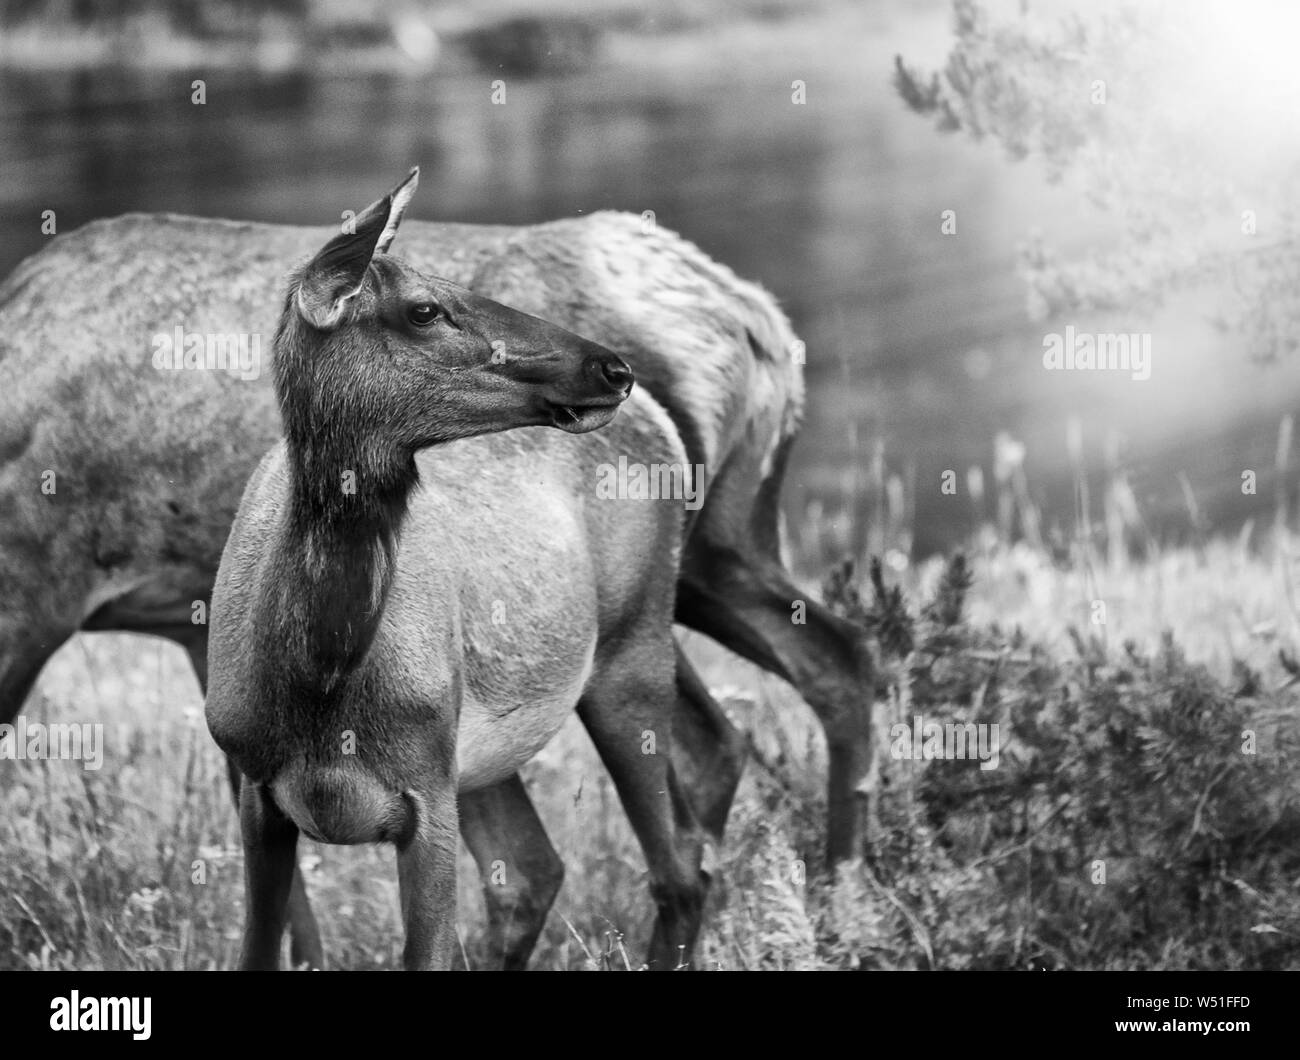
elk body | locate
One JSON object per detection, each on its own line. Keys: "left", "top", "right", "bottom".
{"left": 0, "top": 169, "right": 873, "bottom": 968}
{"left": 206, "top": 171, "right": 712, "bottom": 969}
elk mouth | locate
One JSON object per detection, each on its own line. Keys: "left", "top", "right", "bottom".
{"left": 546, "top": 398, "right": 623, "bottom": 434}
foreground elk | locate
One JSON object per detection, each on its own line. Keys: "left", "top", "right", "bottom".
{"left": 206, "top": 169, "right": 710, "bottom": 969}
{"left": 0, "top": 166, "right": 873, "bottom": 967}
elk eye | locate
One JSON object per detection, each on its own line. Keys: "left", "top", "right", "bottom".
{"left": 407, "top": 303, "right": 439, "bottom": 326}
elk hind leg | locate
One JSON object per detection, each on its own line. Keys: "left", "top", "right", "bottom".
{"left": 459, "top": 773, "right": 564, "bottom": 970}
{"left": 671, "top": 638, "right": 746, "bottom": 845}
{"left": 677, "top": 547, "right": 876, "bottom": 866}
{"left": 579, "top": 637, "right": 711, "bottom": 970}
{"left": 0, "top": 624, "right": 67, "bottom": 724}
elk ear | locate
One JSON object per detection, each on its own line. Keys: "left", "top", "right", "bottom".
{"left": 296, "top": 167, "right": 420, "bottom": 330}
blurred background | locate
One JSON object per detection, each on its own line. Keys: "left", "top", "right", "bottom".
{"left": 5, "top": 0, "right": 1298, "bottom": 566}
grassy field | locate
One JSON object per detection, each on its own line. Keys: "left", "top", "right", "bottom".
{"left": 3, "top": 505, "right": 1298, "bottom": 970}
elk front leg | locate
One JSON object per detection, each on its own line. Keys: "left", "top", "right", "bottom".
{"left": 237, "top": 777, "right": 300, "bottom": 970}
{"left": 396, "top": 786, "right": 460, "bottom": 970}
{"left": 459, "top": 774, "right": 564, "bottom": 970}
{"left": 185, "top": 637, "right": 325, "bottom": 969}
{"left": 223, "top": 757, "right": 325, "bottom": 969}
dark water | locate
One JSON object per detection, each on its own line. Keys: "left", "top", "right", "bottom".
{"left": 3, "top": 10, "right": 1297, "bottom": 560}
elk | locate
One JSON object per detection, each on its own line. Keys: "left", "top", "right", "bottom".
{"left": 206, "top": 169, "right": 712, "bottom": 969}
{"left": 0, "top": 170, "right": 873, "bottom": 968}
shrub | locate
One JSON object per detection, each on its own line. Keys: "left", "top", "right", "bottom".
{"left": 819, "top": 555, "right": 1300, "bottom": 969}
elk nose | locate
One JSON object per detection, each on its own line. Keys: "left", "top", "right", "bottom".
{"left": 591, "top": 355, "right": 634, "bottom": 394}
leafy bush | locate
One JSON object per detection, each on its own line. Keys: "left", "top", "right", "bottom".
{"left": 817, "top": 555, "right": 1300, "bottom": 969}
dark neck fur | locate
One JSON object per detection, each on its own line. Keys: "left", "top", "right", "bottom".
{"left": 269, "top": 308, "right": 421, "bottom": 691}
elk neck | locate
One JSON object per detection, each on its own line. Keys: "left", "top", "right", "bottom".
{"left": 269, "top": 310, "right": 422, "bottom": 693}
